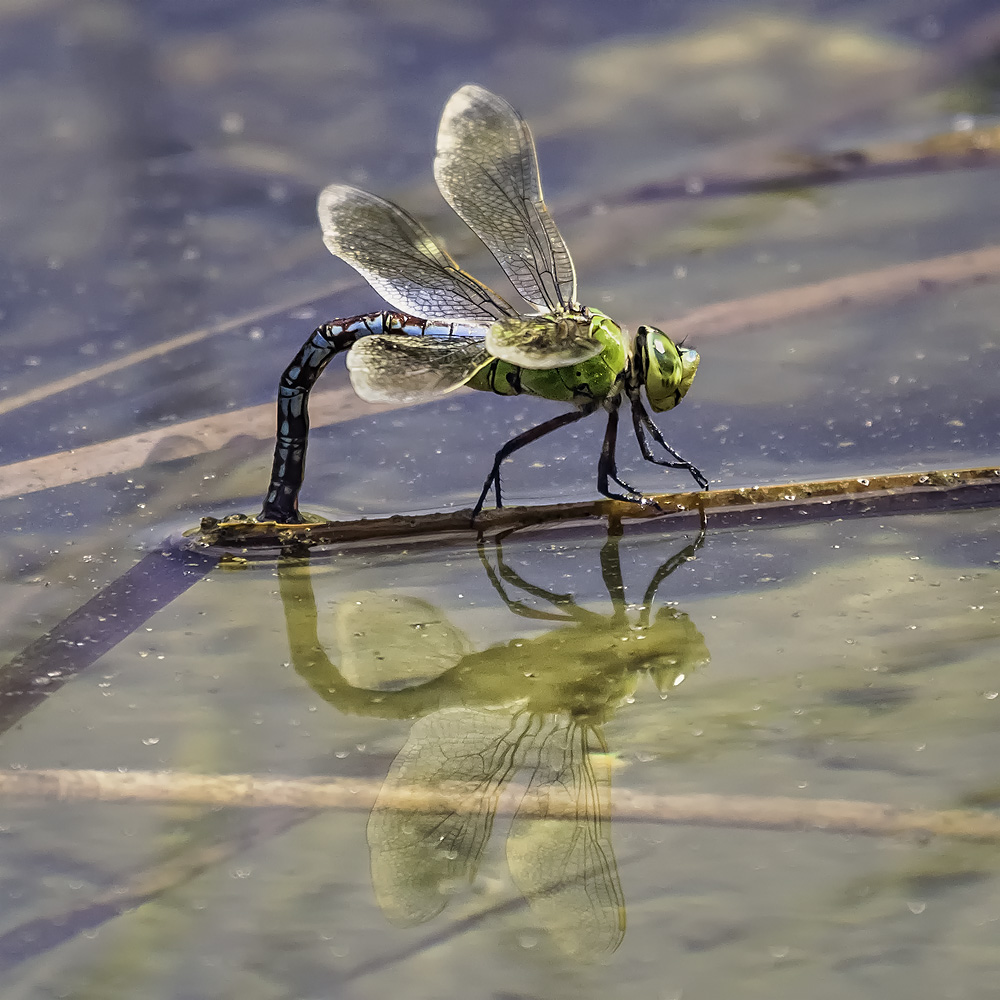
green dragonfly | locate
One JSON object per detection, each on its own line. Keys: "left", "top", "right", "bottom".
{"left": 259, "top": 85, "right": 707, "bottom": 523}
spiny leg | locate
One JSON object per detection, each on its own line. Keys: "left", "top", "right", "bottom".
{"left": 597, "top": 400, "right": 660, "bottom": 510}
{"left": 473, "top": 403, "right": 599, "bottom": 520}
{"left": 629, "top": 394, "right": 709, "bottom": 490}
{"left": 597, "top": 399, "right": 659, "bottom": 507}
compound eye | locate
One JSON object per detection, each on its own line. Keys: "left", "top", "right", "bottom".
{"left": 650, "top": 335, "right": 676, "bottom": 375}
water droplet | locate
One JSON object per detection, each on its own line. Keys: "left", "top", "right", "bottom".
{"left": 518, "top": 931, "right": 541, "bottom": 950}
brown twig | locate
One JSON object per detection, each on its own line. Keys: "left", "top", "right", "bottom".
{"left": 198, "top": 465, "right": 1000, "bottom": 551}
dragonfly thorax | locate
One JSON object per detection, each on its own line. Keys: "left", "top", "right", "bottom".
{"left": 486, "top": 308, "right": 601, "bottom": 371}
{"left": 468, "top": 308, "right": 628, "bottom": 405}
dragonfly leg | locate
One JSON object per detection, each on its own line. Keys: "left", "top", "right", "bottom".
{"left": 473, "top": 403, "right": 598, "bottom": 520}
{"left": 476, "top": 537, "right": 578, "bottom": 622}
{"left": 638, "top": 520, "right": 706, "bottom": 617}
{"left": 597, "top": 401, "right": 662, "bottom": 508}
{"left": 259, "top": 321, "right": 363, "bottom": 523}
{"left": 629, "top": 394, "right": 709, "bottom": 491}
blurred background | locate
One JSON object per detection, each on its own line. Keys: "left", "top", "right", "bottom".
{"left": 0, "top": 1, "right": 999, "bottom": 997}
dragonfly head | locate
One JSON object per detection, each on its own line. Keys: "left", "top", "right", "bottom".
{"left": 637, "top": 325, "right": 700, "bottom": 413}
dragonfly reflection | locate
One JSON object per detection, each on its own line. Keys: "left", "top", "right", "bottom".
{"left": 279, "top": 524, "right": 709, "bottom": 955}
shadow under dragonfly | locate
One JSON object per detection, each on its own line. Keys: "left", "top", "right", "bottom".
{"left": 279, "top": 519, "right": 710, "bottom": 957}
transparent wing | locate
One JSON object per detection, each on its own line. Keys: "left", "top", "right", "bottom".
{"left": 318, "top": 184, "right": 515, "bottom": 322}
{"left": 486, "top": 313, "right": 602, "bottom": 369}
{"left": 346, "top": 332, "right": 492, "bottom": 404}
{"left": 506, "top": 719, "right": 625, "bottom": 957}
{"left": 435, "top": 85, "right": 577, "bottom": 313}
{"left": 368, "top": 708, "right": 531, "bottom": 926}
{"left": 335, "top": 592, "right": 471, "bottom": 689}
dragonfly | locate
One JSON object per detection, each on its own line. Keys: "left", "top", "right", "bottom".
{"left": 259, "top": 84, "right": 707, "bottom": 523}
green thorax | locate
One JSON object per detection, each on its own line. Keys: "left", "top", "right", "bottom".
{"left": 464, "top": 309, "right": 627, "bottom": 404}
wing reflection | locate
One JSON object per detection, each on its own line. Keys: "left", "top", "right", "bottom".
{"left": 278, "top": 520, "right": 709, "bottom": 956}
{"left": 368, "top": 708, "right": 524, "bottom": 926}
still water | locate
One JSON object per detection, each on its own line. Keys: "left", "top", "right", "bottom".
{"left": 1, "top": 1, "right": 999, "bottom": 997}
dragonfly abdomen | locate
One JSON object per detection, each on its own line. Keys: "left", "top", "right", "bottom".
{"left": 293, "top": 310, "right": 488, "bottom": 348}
{"left": 380, "top": 312, "right": 489, "bottom": 341}
{"left": 262, "top": 310, "right": 450, "bottom": 522}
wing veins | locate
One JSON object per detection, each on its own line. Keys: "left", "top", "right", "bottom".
{"left": 346, "top": 332, "right": 491, "bottom": 405}
{"left": 477, "top": 160, "right": 563, "bottom": 312}
{"left": 435, "top": 85, "right": 578, "bottom": 316}
{"left": 319, "top": 184, "right": 516, "bottom": 322}
{"left": 362, "top": 230, "right": 498, "bottom": 314}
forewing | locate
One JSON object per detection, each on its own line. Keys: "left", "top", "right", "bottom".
{"left": 435, "top": 85, "right": 577, "bottom": 312}
{"left": 346, "top": 333, "right": 492, "bottom": 404}
{"left": 318, "top": 184, "right": 514, "bottom": 321}
{"left": 486, "top": 314, "right": 602, "bottom": 370}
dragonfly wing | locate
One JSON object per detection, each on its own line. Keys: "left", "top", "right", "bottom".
{"left": 335, "top": 592, "right": 471, "bottom": 688}
{"left": 318, "top": 184, "right": 515, "bottom": 322}
{"left": 346, "top": 333, "right": 492, "bottom": 404}
{"left": 506, "top": 720, "right": 625, "bottom": 956}
{"left": 486, "top": 314, "right": 603, "bottom": 370}
{"left": 435, "top": 85, "right": 577, "bottom": 313}
{"left": 368, "top": 708, "right": 528, "bottom": 926}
